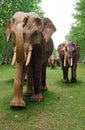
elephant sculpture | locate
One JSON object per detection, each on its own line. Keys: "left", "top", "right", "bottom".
{"left": 57, "top": 41, "right": 80, "bottom": 83}
{"left": 48, "top": 56, "right": 60, "bottom": 68}
{"left": 48, "top": 55, "right": 57, "bottom": 69}
{"left": 4, "top": 11, "right": 56, "bottom": 107}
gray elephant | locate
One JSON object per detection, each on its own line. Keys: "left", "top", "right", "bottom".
{"left": 57, "top": 41, "right": 80, "bottom": 83}
{"left": 4, "top": 12, "right": 56, "bottom": 107}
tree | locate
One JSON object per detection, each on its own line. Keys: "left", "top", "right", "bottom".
{"left": 0, "top": 0, "right": 44, "bottom": 64}
{"left": 52, "top": 47, "right": 57, "bottom": 56}
{"left": 66, "top": 0, "right": 85, "bottom": 60}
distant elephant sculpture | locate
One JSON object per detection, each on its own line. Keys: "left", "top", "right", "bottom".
{"left": 57, "top": 41, "right": 80, "bottom": 83}
{"left": 49, "top": 55, "right": 57, "bottom": 69}
{"left": 4, "top": 11, "right": 56, "bottom": 107}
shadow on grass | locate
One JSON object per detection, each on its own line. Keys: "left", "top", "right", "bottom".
{"left": 0, "top": 78, "right": 14, "bottom": 85}
{"left": 0, "top": 89, "right": 60, "bottom": 112}
{"left": 56, "top": 79, "right": 83, "bottom": 88}
{"left": 10, "top": 106, "right": 26, "bottom": 111}
{"left": 5, "top": 79, "right": 14, "bottom": 84}
{"left": 22, "top": 90, "right": 60, "bottom": 110}
{"left": 2, "top": 91, "right": 60, "bottom": 111}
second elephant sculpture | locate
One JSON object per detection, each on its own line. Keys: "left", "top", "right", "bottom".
{"left": 4, "top": 11, "right": 56, "bottom": 107}
{"left": 57, "top": 41, "right": 80, "bottom": 83}
{"left": 48, "top": 55, "right": 57, "bottom": 69}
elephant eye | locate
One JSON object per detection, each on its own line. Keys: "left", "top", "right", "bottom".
{"left": 35, "top": 18, "right": 41, "bottom": 25}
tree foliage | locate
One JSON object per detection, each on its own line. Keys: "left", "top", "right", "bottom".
{"left": 0, "top": 0, "right": 44, "bottom": 27}
{"left": 0, "top": 0, "right": 44, "bottom": 64}
{"left": 52, "top": 47, "right": 57, "bottom": 56}
{"left": 66, "top": 0, "right": 85, "bottom": 60}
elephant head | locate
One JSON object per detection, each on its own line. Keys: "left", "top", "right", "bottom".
{"left": 4, "top": 11, "right": 56, "bottom": 66}
{"left": 57, "top": 42, "right": 80, "bottom": 67}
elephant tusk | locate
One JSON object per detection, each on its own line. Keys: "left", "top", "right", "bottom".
{"left": 24, "top": 52, "right": 27, "bottom": 61}
{"left": 64, "top": 54, "right": 66, "bottom": 67}
{"left": 25, "top": 51, "right": 32, "bottom": 66}
{"left": 11, "top": 52, "right": 16, "bottom": 65}
{"left": 64, "top": 59, "right": 66, "bottom": 67}
{"left": 70, "top": 57, "right": 73, "bottom": 67}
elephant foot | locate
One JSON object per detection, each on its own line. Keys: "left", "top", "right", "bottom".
{"left": 10, "top": 97, "right": 26, "bottom": 108}
{"left": 24, "top": 89, "right": 33, "bottom": 97}
{"left": 62, "top": 79, "right": 69, "bottom": 83}
{"left": 30, "top": 93, "right": 43, "bottom": 102}
{"left": 41, "top": 86, "right": 48, "bottom": 91}
{"left": 71, "top": 78, "right": 77, "bottom": 83}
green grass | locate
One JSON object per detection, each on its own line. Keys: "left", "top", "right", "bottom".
{"left": 0, "top": 64, "right": 85, "bottom": 130}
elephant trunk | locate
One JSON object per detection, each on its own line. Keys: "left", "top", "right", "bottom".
{"left": 11, "top": 24, "right": 33, "bottom": 66}
{"left": 70, "top": 57, "right": 73, "bottom": 66}
{"left": 64, "top": 51, "right": 73, "bottom": 67}
{"left": 16, "top": 24, "right": 24, "bottom": 63}
{"left": 68, "top": 57, "right": 73, "bottom": 67}
{"left": 64, "top": 56, "right": 73, "bottom": 67}
{"left": 11, "top": 45, "right": 32, "bottom": 66}
{"left": 64, "top": 52, "right": 67, "bottom": 67}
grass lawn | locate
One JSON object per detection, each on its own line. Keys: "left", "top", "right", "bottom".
{"left": 0, "top": 64, "right": 85, "bottom": 130}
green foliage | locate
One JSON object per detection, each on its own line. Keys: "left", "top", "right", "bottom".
{"left": 0, "top": 0, "right": 44, "bottom": 64}
{"left": 0, "top": 64, "right": 85, "bottom": 130}
{"left": 52, "top": 47, "right": 57, "bottom": 56}
{"left": 66, "top": 0, "right": 85, "bottom": 60}
{"left": 0, "top": 0, "right": 44, "bottom": 27}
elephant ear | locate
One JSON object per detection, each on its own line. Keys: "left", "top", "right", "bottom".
{"left": 35, "top": 17, "right": 42, "bottom": 25}
{"left": 75, "top": 43, "right": 80, "bottom": 60}
{"left": 57, "top": 44, "right": 62, "bottom": 54}
{"left": 42, "top": 18, "right": 56, "bottom": 42}
{"left": 75, "top": 43, "right": 80, "bottom": 53}
{"left": 57, "top": 44, "right": 61, "bottom": 53}
{"left": 4, "top": 19, "right": 12, "bottom": 42}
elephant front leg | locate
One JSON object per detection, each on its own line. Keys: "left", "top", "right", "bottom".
{"left": 41, "top": 64, "right": 48, "bottom": 91}
{"left": 24, "top": 64, "right": 34, "bottom": 96}
{"left": 62, "top": 67, "right": 69, "bottom": 83}
{"left": 30, "top": 45, "right": 43, "bottom": 102}
{"left": 10, "top": 63, "right": 26, "bottom": 107}
{"left": 71, "top": 64, "right": 77, "bottom": 82}
{"left": 31, "top": 65, "right": 43, "bottom": 102}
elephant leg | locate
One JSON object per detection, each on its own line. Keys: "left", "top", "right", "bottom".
{"left": 71, "top": 64, "right": 77, "bottom": 82}
{"left": 41, "top": 64, "right": 48, "bottom": 91}
{"left": 62, "top": 67, "right": 69, "bottom": 83}
{"left": 10, "top": 62, "right": 26, "bottom": 107}
{"left": 31, "top": 66, "right": 43, "bottom": 102}
{"left": 24, "top": 64, "right": 34, "bottom": 96}
{"left": 30, "top": 45, "right": 43, "bottom": 101}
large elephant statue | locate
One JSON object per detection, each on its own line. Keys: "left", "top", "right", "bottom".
{"left": 4, "top": 12, "right": 56, "bottom": 107}
{"left": 57, "top": 41, "right": 80, "bottom": 83}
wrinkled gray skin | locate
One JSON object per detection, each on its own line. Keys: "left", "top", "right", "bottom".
{"left": 4, "top": 12, "right": 56, "bottom": 107}
{"left": 57, "top": 42, "right": 80, "bottom": 83}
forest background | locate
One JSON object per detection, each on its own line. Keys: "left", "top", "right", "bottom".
{"left": 0, "top": 0, "right": 85, "bottom": 64}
